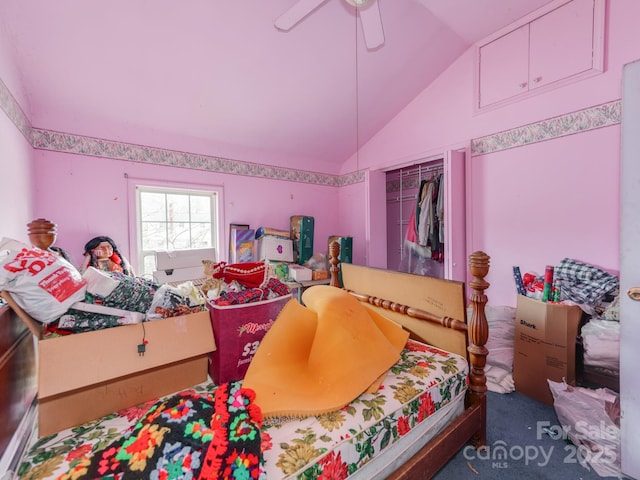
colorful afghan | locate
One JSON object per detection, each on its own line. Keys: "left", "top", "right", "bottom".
{"left": 59, "top": 382, "right": 264, "bottom": 480}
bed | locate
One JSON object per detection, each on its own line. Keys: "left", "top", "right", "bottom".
{"left": 2, "top": 244, "right": 491, "bottom": 480}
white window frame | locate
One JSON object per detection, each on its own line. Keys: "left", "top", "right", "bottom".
{"left": 127, "top": 177, "right": 224, "bottom": 277}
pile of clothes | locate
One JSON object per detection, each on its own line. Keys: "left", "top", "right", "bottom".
{"left": 57, "top": 267, "right": 207, "bottom": 334}
{"left": 201, "top": 260, "right": 290, "bottom": 306}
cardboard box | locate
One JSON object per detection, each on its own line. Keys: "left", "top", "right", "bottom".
{"left": 3, "top": 292, "right": 216, "bottom": 436}
{"left": 257, "top": 235, "right": 294, "bottom": 262}
{"left": 290, "top": 215, "right": 314, "bottom": 265}
{"left": 312, "top": 270, "right": 329, "bottom": 281}
{"left": 208, "top": 295, "right": 291, "bottom": 384}
{"left": 153, "top": 247, "right": 216, "bottom": 284}
{"left": 288, "top": 264, "right": 312, "bottom": 282}
{"left": 513, "top": 295, "right": 583, "bottom": 405}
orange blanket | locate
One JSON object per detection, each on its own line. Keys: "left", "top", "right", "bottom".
{"left": 242, "top": 285, "right": 409, "bottom": 418}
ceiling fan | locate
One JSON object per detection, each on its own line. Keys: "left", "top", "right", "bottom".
{"left": 275, "top": 0, "right": 384, "bottom": 49}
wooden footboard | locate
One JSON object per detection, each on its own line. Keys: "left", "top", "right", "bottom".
{"left": 328, "top": 242, "right": 490, "bottom": 479}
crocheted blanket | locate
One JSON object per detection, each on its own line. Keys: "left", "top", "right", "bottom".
{"left": 60, "top": 382, "right": 264, "bottom": 480}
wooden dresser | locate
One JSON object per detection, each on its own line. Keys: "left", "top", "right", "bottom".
{"left": 0, "top": 301, "right": 37, "bottom": 456}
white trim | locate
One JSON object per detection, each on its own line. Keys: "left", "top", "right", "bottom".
{"left": 126, "top": 176, "right": 225, "bottom": 275}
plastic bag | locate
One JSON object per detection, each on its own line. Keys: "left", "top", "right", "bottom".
{"left": 147, "top": 283, "right": 203, "bottom": 319}
{"left": 0, "top": 237, "right": 87, "bottom": 324}
{"left": 548, "top": 379, "right": 622, "bottom": 477}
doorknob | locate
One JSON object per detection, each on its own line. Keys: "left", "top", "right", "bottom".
{"left": 628, "top": 287, "right": 640, "bottom": 301}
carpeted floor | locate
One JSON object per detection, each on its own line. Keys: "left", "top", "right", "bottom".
{"left": 433, "top": 391, "right": 626, "bottom": 479}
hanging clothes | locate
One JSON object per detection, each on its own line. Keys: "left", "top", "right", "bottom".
{"left": 417, "top": 179, "right": 435, "bottom": 247}
{"left": 430, "top": 174, "right": 444, "bottom": 263}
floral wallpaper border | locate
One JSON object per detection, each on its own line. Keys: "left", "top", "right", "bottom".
{"left": 30, "top": 128, "right": 351, "bottom": 186}
{"left": 0, "top": 77, "right": 32, "bottom": 143}
{"left": 0, "top": 77, "right": 621, "bottom": 184}
{"left": 470, "top": 100, "right": 622, "bottom": 156}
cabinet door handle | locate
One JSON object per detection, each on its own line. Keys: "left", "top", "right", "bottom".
{"left": 533, "top": 76, "right": 543, "bottom": 84}
{"left": 519, "top": 82, "right": 527, "bottom": 89}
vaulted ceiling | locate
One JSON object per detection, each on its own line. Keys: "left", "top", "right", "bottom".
{"left": 0, "top": 0, "right": 555, "bottom": 171}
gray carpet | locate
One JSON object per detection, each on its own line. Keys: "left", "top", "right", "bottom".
{"left": 433, "top": 391, "right": 625, "bottom": 479}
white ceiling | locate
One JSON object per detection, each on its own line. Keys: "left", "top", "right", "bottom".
{"left": 0, "top": 0, "right": 555, "bottom": 171}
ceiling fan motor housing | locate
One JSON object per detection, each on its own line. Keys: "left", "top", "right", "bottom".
{"left": 345, "top": 0, "right": 374, "bottom": 7}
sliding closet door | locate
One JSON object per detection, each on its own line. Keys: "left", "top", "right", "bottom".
{"left": 443, "top": 150, "right": 466, "bottom": 282}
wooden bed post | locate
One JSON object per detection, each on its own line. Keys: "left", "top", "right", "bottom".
{"left": 329, "top": 241, "right": 341, "bottom": 288}
{"left": 466, "top": 251, "right": 490, "bottom": 447}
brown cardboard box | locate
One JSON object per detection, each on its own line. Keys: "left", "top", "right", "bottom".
{"left": 2, "top": 292, "right": 216, "bottom": 436}
{"left": 513, "top": 295, "right": 583, "bottom": 405}
{"left": 311, "top": 270, "right": 329, "bottom": 281}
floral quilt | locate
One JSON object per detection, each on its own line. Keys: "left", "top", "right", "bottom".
{"left": 18, "top": 339, "right": 467, "bottom": 480}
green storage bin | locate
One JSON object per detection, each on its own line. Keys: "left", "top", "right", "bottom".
{"left": 290, "top": 215, "right": 314, "bottom": 265}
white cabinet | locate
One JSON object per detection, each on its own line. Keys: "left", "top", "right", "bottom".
{"left": 477, "top": 0, "right": 605, "bottom": 110}
{"left": 479, "top": 25, "right": 530, "bottom": 107}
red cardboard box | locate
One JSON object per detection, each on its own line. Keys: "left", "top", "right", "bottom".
{"left": 207, "top": 294, "right": 291, "bottom": 384}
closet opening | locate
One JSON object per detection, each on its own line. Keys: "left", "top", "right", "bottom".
{"left": 382, "top": 148, "right": 467, "bottom": 282}
{"left": 386, "top": 158, "right": 445, "bottom": 278}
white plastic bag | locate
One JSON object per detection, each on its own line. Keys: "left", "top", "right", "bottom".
{"left": 548, "top": 379, "right": 622, "bottom": 477}
{"left": 0, "top": 237, "right": 87, "bottom": 324}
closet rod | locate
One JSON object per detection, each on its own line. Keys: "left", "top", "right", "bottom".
{"left": 387, "top": 194, "right": 417, "bottom": 203}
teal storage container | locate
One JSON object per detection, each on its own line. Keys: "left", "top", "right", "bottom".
{"left": 290, "top": 216, "right": 314, "bottom": 265}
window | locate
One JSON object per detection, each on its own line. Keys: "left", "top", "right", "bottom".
{"left": 136, "top": 186, "right": 219, "bottom": 276}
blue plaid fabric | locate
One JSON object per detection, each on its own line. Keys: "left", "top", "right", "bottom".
{"left": 554, "top": 258, "right": 619, "bottom": 306}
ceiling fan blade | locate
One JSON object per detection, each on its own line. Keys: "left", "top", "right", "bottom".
{"left": 274, "top": 0, "right": 330, "bottom": 31}
{"left": 358, "top": 0, "right": 384, "bottom": 49}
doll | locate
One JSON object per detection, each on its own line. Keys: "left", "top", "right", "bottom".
{"left": 79, "top": 236, "right": 133, "bottom": 276}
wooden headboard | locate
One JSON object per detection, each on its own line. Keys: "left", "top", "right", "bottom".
{"left": 340, "top": 263, "right": 468, "bottom": 357}
{"left": 329, "top": 242, "right": 490, "bottom": 424}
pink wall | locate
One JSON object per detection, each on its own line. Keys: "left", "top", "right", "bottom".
{"left": 0, "top": 20, "right": 34, "bottom": 241}
{"left": 33, "top": 150, "right": 340, "bottom": 271}
{"left": 469, "top": 126, "right": 620, "bottom": 305}
{"left": 0, "top": 113, "right": 33, "bottom": 241}
{"left": 3, "top": 0, "right": 639, "bottom": 306}
{"left": 337, "top": 180, "right": 367, "bottom": 265}
{"left": 346, "top": 0, "right": 639, "bottom": 306}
